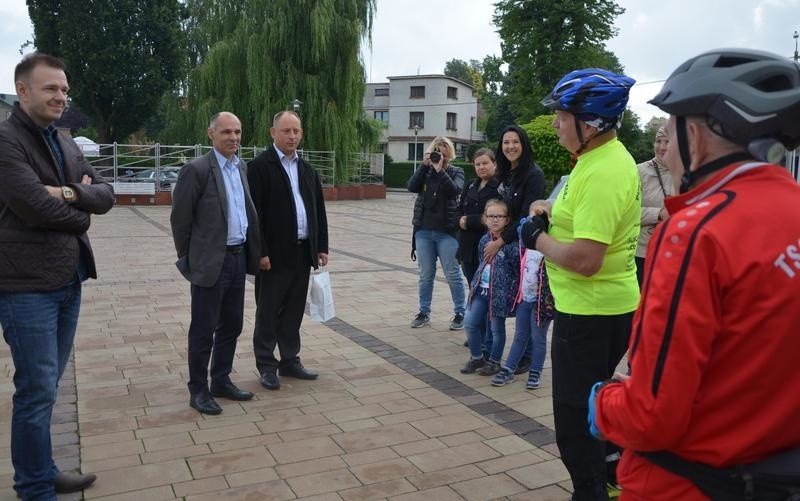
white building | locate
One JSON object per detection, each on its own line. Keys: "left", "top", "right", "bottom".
{"left": 363, "top": 75, "right": 483, "bottom": 162}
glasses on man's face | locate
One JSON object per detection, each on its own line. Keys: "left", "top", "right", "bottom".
{"left": 485, "top": 214, "right": 508, "bottom": 220}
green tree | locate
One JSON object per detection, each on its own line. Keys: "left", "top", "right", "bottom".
{"left": 521, "top": 114, "right": 572, "bottom": 190}
{"left": 443, "top": 58, "right": 483, "bottom": 89}
{"left": 27, "top": 0, "right": 185, "bottom": 143}
{"left": 164, "top": 0, "right": 376, "bottom": 184}
{"left": 493, "top": 0, "right": 624, "bottom": 123}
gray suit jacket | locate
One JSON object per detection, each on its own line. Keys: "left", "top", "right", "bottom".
{"left": 170, "top": 151, "right": 260, "bottom": 287}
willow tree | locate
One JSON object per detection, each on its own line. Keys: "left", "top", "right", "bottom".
{"left": 164, "top": 0, "right": 376, "bottom": 183}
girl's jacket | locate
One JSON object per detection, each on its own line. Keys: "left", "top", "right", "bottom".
{"left": 470, "top": 233, "right": 520, "bottom": 318}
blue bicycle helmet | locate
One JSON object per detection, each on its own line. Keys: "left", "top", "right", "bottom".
{"left": 542, "top": 68, "right": 635, "bottom": 126}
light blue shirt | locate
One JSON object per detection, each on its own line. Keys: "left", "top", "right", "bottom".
{"left": 274, "top": 145, "right": 308, "bottom": 239}
{"left": 213, "top": 148, "right": 248, "bottom": 245}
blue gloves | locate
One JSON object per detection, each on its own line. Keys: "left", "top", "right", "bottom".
{"left": 588, "top": 381, "right": 606, "bottom": 440}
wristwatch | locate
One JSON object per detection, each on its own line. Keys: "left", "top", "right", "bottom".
{"left": 61, "top": 186, "right": 77, "bottom": 203}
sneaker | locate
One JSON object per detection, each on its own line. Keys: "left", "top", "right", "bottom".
{"left": 526, "top": 371, "right": 541, "bottom": 389}
{"left": 515, "top": 355, "right": 532, "bottom": 375}
{"left": 449, "top": 313, "right": 464, "bottom": 330}
{"left": 477, "top": 361, "right": 500, "bottom": 376}
{"left": 607, "top": 482, "right": 622, "bottom": 498}
{"left": 460, "top": 358, "right": 486, "bottom": 374}
{"left": 410, "top": 312, "right": 430, "bottom": 328}
{"left": 490, "top": 368, "right": 515, "bottom": 386}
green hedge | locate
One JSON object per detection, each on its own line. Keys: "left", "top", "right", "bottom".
{"left": 384, "top": 161, "right": 476, "bottom": 189}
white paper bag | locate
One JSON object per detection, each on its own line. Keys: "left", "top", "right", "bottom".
{"left": 309, "top": 269, "right": 335, "bottom": 322}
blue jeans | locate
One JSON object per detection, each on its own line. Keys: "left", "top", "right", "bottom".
{"left": 505, "top": 300, "right": 551, "bottom": 374}
{"left": 0, "top": 281, "right": 82, "bottom": 500}
{"left": 415, "top": 229, "right": 465, "bottom": 316}
{"left": 464, "top": 291, "right": 506, "bottom": 362}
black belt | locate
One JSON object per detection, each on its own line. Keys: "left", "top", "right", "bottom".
{"left": 226, "top": 244, "right": 244, "bottom": 253}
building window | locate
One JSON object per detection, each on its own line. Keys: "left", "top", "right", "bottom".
{"left": 410, "top": 86, "right": 425, "bottom": 98}
{"left": 447, "top": 86, "right": 458, "bottom": 99}
{"left": 374, "top": 110, "right": 389, "bottom": 124}
{"left": 446, "top": 112, "right": 457, "bottom": 131}
{"left": 409, "top": 112, "right": 424, "bottom": 129}
{"left": 374, "top": 87, "right": 389, "bottom": 97}
{"left": 408, "top": 143, "right": 424, "bottom": 161}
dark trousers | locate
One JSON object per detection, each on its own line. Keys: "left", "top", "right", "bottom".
{"left": 551, "top": 311, "right": 632, "bottom": 500}
{"left": 635, "top": 256, "right": 645, "bottom": 288}
{"left": 253, "top": 241, "right": 311, "bottom": 373}
{"left": 187, "top": 250, "right": 246, "bottom": 395}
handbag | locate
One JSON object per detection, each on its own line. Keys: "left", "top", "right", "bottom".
{"left": 309, "top": 268, "right": 335, "bottom": 322}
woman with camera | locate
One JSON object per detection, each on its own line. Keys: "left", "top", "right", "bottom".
{"left": 407, "top": 137, "right": 466, "bottom": 330}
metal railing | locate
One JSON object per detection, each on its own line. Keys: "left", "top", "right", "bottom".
{"left": 80, "top": 143, "right": 384, "bottom": 191}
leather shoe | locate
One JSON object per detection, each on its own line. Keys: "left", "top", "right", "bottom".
{"left": 260, "top": 371, "right": 280, "bottom": 390}
{"left": 211, "top": 382, "right": 254, "bottom": 401}
{"left": 189, "top": 392, "right": 222, "bottom": 415}
{"left": 279, "top": 363, "right": 318, "bottom": 380}
{"left": 54, "top": 471, "right": 97, "bottom": 494}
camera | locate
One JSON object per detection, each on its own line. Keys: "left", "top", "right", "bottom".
{"left": 429, "top": 150, "right": 442, "bottom": 163}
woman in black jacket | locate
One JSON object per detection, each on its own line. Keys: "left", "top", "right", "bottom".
{"left": 483, "top": 125, "right": 545, "bottom": 374}
{"left": 457, "top": 147, "right": 500, "bottom": 283}
{"left": 407, "top": 136, "right": 466, "bottom": 330}
{"left": 483, "top": 125, "right": 546, "bottom": 262}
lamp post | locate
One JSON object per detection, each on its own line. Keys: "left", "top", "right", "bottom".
{"left": 292, "top": 98, "right": 303, "bottom": 116}
{"left": 794, "top": 30, "right": 799, "bottom": 62}
{"left": 413, "top": 124, "right": 420, "bottom": 173}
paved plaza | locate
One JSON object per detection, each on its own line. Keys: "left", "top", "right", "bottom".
{"left": 0, "top": 192, "right": 573, "bottom": 500}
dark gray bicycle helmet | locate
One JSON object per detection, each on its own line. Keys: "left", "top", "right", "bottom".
{"left": 649, "top": 48, "right": 800, "bottom": 149}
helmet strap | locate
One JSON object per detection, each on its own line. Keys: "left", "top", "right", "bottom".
{"left": 676, "top": 116, "right": 694, "bottom": 193}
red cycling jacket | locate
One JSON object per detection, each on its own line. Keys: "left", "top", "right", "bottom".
{"left": 595, "top": 161, "right": 800, "bottom": 500}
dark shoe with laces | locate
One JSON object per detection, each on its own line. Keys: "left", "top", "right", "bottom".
{"left": 211, "top": 382, "right": 254, "bottom": 401}
{"left": 460, "top": 358, "right": 486, "bottom": 374}
{"left": 260, "top": 371, "right": 280, "bottom": 390}
{"left": 190, "top": 392, "right": 223, "bottom": 415}
{"left": 410, "top": 312, "right": 430, "bottom": 328}
{"left": 449, "top": 313, "right": 464, "bottom": 330}
{"left": 279, "top": 362, "right": 318, "bottom": 380}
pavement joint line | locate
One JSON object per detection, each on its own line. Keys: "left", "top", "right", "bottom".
{"left": 320, "top": 316, "right": 557, "bottom": 447}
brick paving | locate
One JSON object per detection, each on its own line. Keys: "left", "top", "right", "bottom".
{"left": 0, "top": 192, "right": 573, "bottom": 500}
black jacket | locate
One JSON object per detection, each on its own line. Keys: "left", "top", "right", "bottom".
{"left": 0, "top": 103, "right": 114, "bottom": 292}
{"left": 408, "top": 163, "right": 464, "bottom": 233}
{"left": 499, "top": 163, "right": 545, "bottom": 244}
{"left": 457, "top": 177, "right": 500, "bottom": 267}
{"left": 247, "top": 145, "right": 328, "bottom": 270}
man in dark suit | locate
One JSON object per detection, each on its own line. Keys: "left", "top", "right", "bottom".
{"left": 171, "top": 111, "right": 260, "bottom": 414}
{"left": 248, "top": 110, "right": 329, "bottom": 390}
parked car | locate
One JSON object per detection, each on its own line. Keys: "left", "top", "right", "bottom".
{"left": 120, "top": 168, "right": 179, "bottom": 189}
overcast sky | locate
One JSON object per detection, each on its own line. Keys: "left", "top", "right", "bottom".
{"left": 1, "top": 0, "right": 798, "bottom": 125}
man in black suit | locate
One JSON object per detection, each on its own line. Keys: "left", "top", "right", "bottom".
{"left": 248, "top": 110, "right": 329, "bottom": 390}
{"left": 171, "top": 111, "right": 260, "bottom": 414}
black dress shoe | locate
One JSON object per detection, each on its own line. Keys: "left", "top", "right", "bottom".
{"left": 260, "top": 371, "right": 280, "bottom": 390}
{"left": 279, "top": 363, "right": 318, "bottom": 380}
{"left": 211, "top": 382, "right": 254, "bottom": 401}
{"left": 54, "top": 471, "right": 97, "bottom": 494}
{"left": 189, "top": 392, "right": 222, "bottom": 415}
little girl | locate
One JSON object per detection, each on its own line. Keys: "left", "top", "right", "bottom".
{"left": 460, "top": 199, "right": 520, "bottom": 376}
{"left": 490, "top": 230, "right": 554, "bottom": 388}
